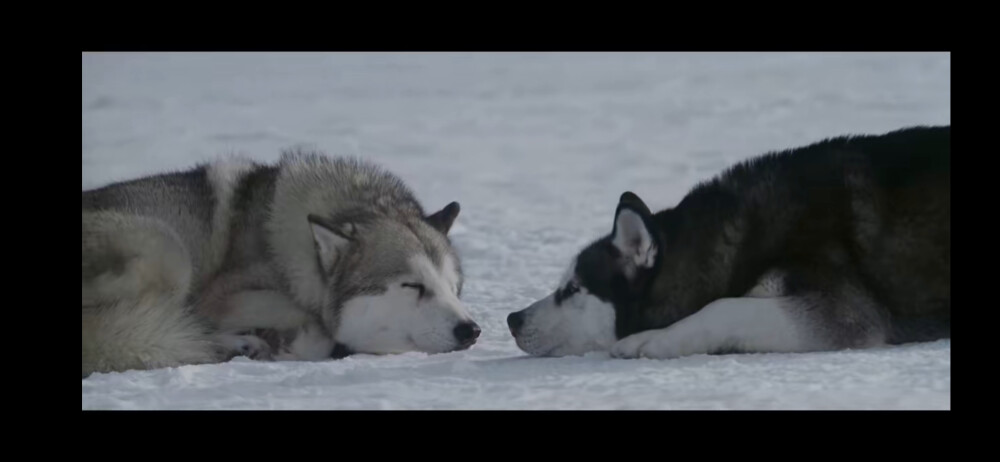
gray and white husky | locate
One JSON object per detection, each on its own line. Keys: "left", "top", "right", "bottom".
{"left": 508, "top": 126, "right": 950, "bottom": 359}
{"left": 82, "top": 150, "right": 479, "bottom": 377}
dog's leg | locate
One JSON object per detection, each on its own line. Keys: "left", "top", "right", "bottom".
{"left": 82, "top": 212, "right": 224, "bottom": 376}
{"left": 216, "top": 290, "right": 312, "bottom": 331}
{"left": 214, "top": 332, "right": 274, "bottom": 360}
{"left": 271, "top": 322, "right": 335, "bottom": 361}
{"left": 611, "top": 267, "right": 888, "bottom": 359}
{"left": 611, "top": 296, "right": 816, "bottom": 359}
{"left": 83, "top": 211, "right": 192, "bottom": 305}
{"left": 214, "top": 290, "right": 333, "bottom": 361}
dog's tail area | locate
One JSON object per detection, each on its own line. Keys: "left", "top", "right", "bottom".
{"left": 82, "top": 295, "right": 222, "bottom": 378}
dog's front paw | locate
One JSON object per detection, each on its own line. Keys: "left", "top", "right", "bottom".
{"left": 610, "top": 329, "right": 686, "bottom": 359}
{"left": 239, "top": 335, "right": 273, "bottom": 360}
{"left": 610, "top": 330, "right": 656, "bottom": 359}
{"left": 217, "top": 333, "right": 273, "bottom": 361}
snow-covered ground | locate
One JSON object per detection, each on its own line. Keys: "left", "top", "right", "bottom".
{"left": 82, "top": 52, "right": 950, "bottom": 410}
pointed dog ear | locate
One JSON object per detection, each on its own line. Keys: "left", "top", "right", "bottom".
{"left": 308, "top": 214, "right": 357, "bottom": 273}
{"left": 426, "top": 201, "right": 461, "bottom": 234}
{"left": 618, "top": 191, "right": 652, "bottom": 216}
{"left": 611, "top": 191, "right": 657, "bottom": 271}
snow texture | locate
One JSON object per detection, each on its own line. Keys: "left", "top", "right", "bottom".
{"left": 82, "top": 52, "right": 950, "bottom": 410}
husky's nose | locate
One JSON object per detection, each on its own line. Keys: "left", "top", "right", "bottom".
{"left": 454, "top": 321, "right": 481, "bottom": 345}
{"left": 507, "top": 311, "right": 524, "bottom": 334}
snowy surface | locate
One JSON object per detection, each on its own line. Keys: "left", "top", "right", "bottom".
{"left": 82, "top": 52, "right": 951, "bottom": 410}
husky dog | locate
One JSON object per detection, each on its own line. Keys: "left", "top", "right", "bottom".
{"left": 83, "top": 150, "right": 479, "bottom": 377}
{"left": 508, "top": 126, "right": 950, "bottom": 359}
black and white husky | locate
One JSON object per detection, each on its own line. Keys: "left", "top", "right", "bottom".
{"left": 508, "top": 126, "right": 950, "bottom": 359}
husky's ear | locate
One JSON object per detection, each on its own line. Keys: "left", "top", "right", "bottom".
{"left": 612, "top": 191, "right": 657, "bottom": 272}
{"left": 307, "top": 214, "right": 356, "bottom": 273}
{"left": 618, "top": 191, "right": 652, "bottom": 216}
{"left": 425, "top": 201, "right": 461, "bottom": 234}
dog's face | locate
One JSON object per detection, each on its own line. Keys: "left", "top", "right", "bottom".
{"left": 508, "top": 192, "right": 661, "bottom": 356}
{"left": 310, "top": 202, "right": 480, "bottom": 356}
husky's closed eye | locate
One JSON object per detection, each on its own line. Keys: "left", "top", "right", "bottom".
{"left": 402, "top": 283, "right": 426, "bottom": 297}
